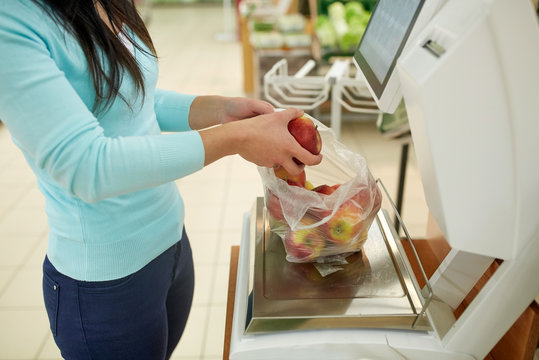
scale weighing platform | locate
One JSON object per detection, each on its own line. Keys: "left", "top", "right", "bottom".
{"left": 238, "top": 197, "right": 432, "bottom": 335}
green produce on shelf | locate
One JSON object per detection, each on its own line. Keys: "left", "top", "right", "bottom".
{"left": 328, "top": 1, "right": 348, "bottom": 37}
{"left": 340, "top": 23, "right": 364, "bottom": 51}
{"left": 344, "top": 1, "right": 365, "bottom": 23}
{"left": 315, "top": 15, "right": 339, "bottom": 48}
{"left": 253, "top": 19, "right": 275, "bottom": 32}
{"left": 315, "top": 0, "right": 371, "bottom": 55}
{"left": 317, "top": 0, "right": 376, "bottom": 16}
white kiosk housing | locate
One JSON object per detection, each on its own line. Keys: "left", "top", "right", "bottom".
{"left": 229, "top": 0, "right": 539, "bottom": 358}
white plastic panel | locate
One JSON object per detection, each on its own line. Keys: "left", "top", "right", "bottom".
{"left": 396, "top": 0, "right": 539, "bottom": 259}
{"left": 429, "top": 250, "right": 494, "bottom": 309}
{"left": 486, "top": 0, "right": 539, "bottom": 255}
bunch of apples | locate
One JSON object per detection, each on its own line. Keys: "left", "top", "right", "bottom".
{"left": 268, "top": 177, "right": 381, "bottom": 263}
{"left": 264, "top": 115, "right": 382, "bottom": 263}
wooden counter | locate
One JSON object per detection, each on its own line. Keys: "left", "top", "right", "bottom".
{"left": 223, "top": 246, "right": 240, "bottom": 360}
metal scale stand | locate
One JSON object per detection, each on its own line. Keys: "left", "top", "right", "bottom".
{"left": 228, "top": 186, "right": 442, "bottom": 359}
{"left": 239, "top": 180, "right": 434, "bottom": 336}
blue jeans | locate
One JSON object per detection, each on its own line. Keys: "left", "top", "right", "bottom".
{"left": 42, "top": 229, "right": 195, "bottom": 360}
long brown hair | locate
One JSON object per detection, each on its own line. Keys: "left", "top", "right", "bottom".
{"left": 33, "top": 0, "right": 157, "bottom": 113}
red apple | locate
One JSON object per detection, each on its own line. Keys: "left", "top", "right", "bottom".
{"left": 287, "top": 180, "right": 304, "bottom": 187}
{"left": 273, "top": 166, "right": 306, "bottom": 187}
{"left": 325, "top": 200, "right": 364, "bottom": 246}
{"left": 305, "top": 207, "right": 332, "bottom": 222}
{"left": 351, "top": 188, "right": 370, "bottom": 209}
{"left": 266, "top": 190, "right": 285, "bottom": 222}
{"left": 283, "top": 216, "right": 325, "bottom": 262}
{"left": 312, "top": 184, "right": 341, "bottom": 195}
{"left": 288, "top": 115, "right": 322, "bottom": 164}
{"left": 325, "top": 185, "right": 381, "bottom": 247}
{"left": 354, "top": 185, "right": 382, "bottom": 241}
{"left": 350, "top": 185, "right": 382, "bottom": 214}
{"left": 373, "top": 186, "right": 382, "bottom": 213}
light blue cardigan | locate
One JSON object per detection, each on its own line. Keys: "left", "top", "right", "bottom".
{"left": 0, "top": 1, "right": 205, "bottom": 280}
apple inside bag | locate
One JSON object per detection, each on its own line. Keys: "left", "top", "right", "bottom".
{"left": 258, "top": 114, "right": 382, "bottom": 266}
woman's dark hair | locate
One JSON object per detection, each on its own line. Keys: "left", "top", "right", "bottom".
{"left": 33, "top": 0, "right": 157, "bottom": 113}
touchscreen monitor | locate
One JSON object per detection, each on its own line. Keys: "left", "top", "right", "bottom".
{"left": 353, "top": 0, "right": 425, "bottom": 112}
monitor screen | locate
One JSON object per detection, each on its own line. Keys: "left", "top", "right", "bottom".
{"left": 354, "top": 0, "right": 425, "bottom": 100}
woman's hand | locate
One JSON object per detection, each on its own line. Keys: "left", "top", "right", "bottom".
{"left": 220, "top": 97, "right": 274, "bottom": 124}
{"left": 198, "top": 107, "right": 322, "bottom": 176}
{"left": 188, "top": 95, "right": 274, "bottom": 130}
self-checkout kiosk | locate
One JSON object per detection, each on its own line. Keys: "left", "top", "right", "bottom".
{"left": 229, "top": 0, "right": 539, "bottom": 358}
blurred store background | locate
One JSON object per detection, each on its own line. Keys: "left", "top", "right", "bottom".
{"left": 2, "top": 0, "right": 538, "bottom": 359}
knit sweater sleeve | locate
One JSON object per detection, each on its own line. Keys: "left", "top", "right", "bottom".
{"left": 0, "top": 3, "right": 205, "bottom": 203}
{"left": 154, "top": 88, "right": 197, "bottom": 132}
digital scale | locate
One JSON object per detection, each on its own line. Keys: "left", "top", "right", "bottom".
{"left": 229, "top": 0, "right": 539, "bottom": 358}
{"left": 244, "top": 197, "right": 430, "bottom": 335}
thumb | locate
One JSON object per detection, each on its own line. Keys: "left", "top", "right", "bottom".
{"left": 276, "top": 107, "right": 304, "bottom": 123}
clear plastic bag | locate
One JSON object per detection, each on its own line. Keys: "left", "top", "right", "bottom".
{"left": 258, "top": 114, "right": 382, "bottom": 265}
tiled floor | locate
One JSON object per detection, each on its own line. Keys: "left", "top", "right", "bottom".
{"left": 0, "top": 4, "right": 429, "bottom": 360}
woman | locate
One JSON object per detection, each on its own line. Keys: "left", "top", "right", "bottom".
{"left": 0, "top": 1, "right": 322, "bottom": 359}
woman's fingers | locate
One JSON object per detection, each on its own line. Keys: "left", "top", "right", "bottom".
{"left": 234, "top": 107, "right": 322, "bottom": 173}
{"left": 275, "top": 107, "right": 304, "bottom": 123}
{"left": 279, "top": 158, "right": 305, "bottom": 176}
{"left": 248, "top": 99, "right": 275, "bottom": 116}
{"left": 278, "top": 149, "right": 323, "bottom": 176}
{"left": 293, "top": 146, "right": 323, "bottom": 167}
{"left": 223, "top": 97, "right": 275, "bottom": 123}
